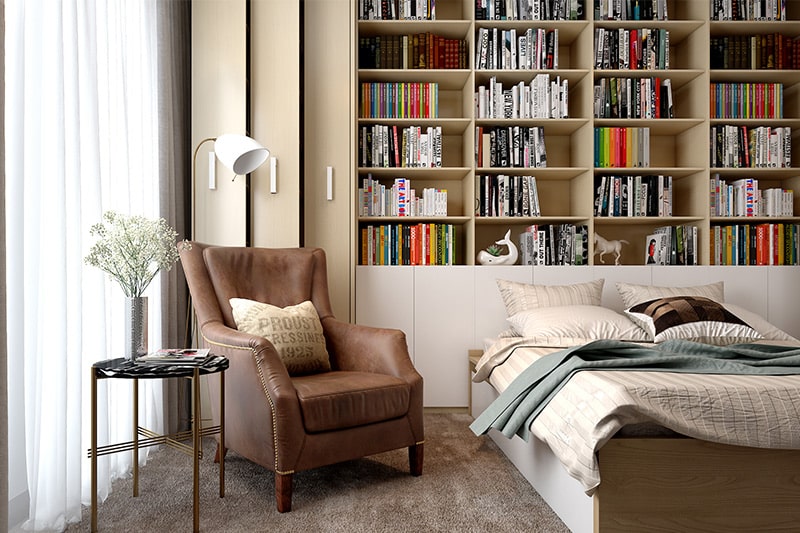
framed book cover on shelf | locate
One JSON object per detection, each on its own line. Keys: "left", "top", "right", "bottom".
{"left": 645, "top": 233, "right": 669, "bottom": 265}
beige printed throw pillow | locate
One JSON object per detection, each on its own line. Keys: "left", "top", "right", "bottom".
{"left": 229, "top": 298, "right": 331, "bottom": 376}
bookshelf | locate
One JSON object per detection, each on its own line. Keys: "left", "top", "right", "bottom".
{"left": 353, "top": 0, "right": 800, "bottom": 267}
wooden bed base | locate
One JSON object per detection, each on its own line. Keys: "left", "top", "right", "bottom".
{"left": 470, "top": 378, "right": 800, "bottom": 532}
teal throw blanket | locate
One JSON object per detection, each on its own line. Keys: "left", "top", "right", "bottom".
{"left": 469, "top": 339, "right": 800, "bottom": 441}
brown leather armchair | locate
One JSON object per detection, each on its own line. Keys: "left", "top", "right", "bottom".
{"left": 179, "top": 242, "right": 424, "bottom": 512}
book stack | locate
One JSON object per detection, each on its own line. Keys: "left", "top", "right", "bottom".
{"left": 710, "top": 82, "right": 783, "bottom": 119}
{"left": 358, "top": 33, "right": 467, "bottom": 69}
{"left": 593, "top": 77, "right": 673, "bottom": 119}
{"left": 711, "top": 223, "right": 799, "bottom": 265}
{"left": 360, "top": 82, "right": 439, "bottom": 119}
{"left": 650, "top": 224, "right": 699, "bottom": 265}
{"left": 518, "top": 224, "right": 589, "bottom": 265}
{"left": 594, "top": 174, "right": 672, "bottom": 217}
{"left": 359, "top": 124, "right": 443, "bottom": 168}
{"left": 595, "top": 0, "right": 669, "bottom": 20}
{"left": 709, "top": 174, "right": 794, "bottom": 217}
{"left": 359, "top": 175, "right": 448, "bottom": 217}
{"left": 475, "top": 27, "right": 559, "bottom": 70}
{"left": 361, "top": 223, "right": 456, "bottom": 265}
{"left": 475, "top": 174, "right": 541, "bottom": 217}
{"left": 359, "top": 0, "right": 436, "bottom": 20}
{"left": 476, "top": 0, "right": 584, "bottom": 21}
{"left": 476, "top": 74, "right": 568, "bottom": 119}
{"left": 710, "top": 0, "right": 788, "bottom": 21}
{"left": 136, "top": 349, "right": 212, "bottom": 366}
{"left": 594, "top": 127, "right": 650, "bottom": 167}
{"left": 710, "top": 34, "right": 800, "bottom": 69}
{"left": 709, "top": 125, "right": 791, "bottom": 168}
{"left": 594, "top": 27, "right": 669, "bottom": 70}
{"left": 475, "top": 126, "right": 547, "bottom": 168}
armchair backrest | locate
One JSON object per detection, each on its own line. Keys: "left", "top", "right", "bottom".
{"left": 180, "top": 242, "right": 335, "bottom": 331}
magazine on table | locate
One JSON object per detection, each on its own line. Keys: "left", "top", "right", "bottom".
{"left": 136, "top": 348, "right": 211, "bottom": 365}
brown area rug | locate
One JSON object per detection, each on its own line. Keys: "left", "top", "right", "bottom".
{"left": 69, "top": 412, "right": 569, "bottom": 532}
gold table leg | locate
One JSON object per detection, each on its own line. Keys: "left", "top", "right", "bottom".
{"left": 91, "top": 368, "right": 98, "bottom": 533}
{"left": 133, "top": 377, "right": 139, "bottom": 497}
{"left": 220, "top": 370, "right": 225, "bottom": 498}
{"left": 193, "top": 368, "right": 200, "bottom": 532}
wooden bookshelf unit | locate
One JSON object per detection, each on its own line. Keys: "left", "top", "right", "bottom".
{"left": 354, "top": 0, "right": 800, "bottom": 267}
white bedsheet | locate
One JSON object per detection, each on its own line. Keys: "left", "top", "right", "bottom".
{"left": 473, "top": 338, "right": 800, "bottom": 494}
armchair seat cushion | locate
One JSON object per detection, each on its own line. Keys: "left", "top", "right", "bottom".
{"left": 293, "top": 371, "right": 410, "bottom": 433}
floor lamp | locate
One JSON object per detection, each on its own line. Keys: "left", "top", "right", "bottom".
{"left": 187, "top": 134, "right": 269, "bottom": 347}
{"left": 190, "top": 133, "right": 270, "bottom": 240}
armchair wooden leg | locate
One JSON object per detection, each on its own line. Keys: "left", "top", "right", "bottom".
{"left": 409, "top": 443, "right": 423, "bottom": 476}
{"left": 276, "top": 472, "right": 293, "bottom": 513}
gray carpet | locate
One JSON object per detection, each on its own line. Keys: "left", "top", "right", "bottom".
{"left": 70, "top": 412, "right": 569, "bottom": 532}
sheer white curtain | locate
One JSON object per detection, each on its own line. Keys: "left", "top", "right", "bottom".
{"left": 5, "top": 1, "right": 167, "bottom": 530}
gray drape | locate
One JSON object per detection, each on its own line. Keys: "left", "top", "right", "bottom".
{"left": 157, "top": 0, "right": 192, "bottom": 433}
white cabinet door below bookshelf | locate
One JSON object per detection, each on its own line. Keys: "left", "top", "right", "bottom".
{"left": 414, "top": 266, "right": 474, "bottom": 407}
{"left": 355, "top": 266, "right": 415, "bottom": 363}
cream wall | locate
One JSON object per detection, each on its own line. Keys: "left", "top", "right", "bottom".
{"left": 191, "top": 0, "right": 248, "bottom": 246}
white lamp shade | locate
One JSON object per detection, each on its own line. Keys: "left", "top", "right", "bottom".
{"left": 214, "top": 134, "right": 270, "bottom": 175}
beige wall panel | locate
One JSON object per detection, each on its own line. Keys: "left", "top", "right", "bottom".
{"left": 250, "top": 0, "right": 301, "bottom": 248}
{"left": 191, "top": 0, "right": 247, "bottom": 246}
{"left": 303, "top": 0, "right": 353, "bottom": 320}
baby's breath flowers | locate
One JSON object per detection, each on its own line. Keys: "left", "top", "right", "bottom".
{"left": 85, "top": 211, "right": 180, "bottom": 297}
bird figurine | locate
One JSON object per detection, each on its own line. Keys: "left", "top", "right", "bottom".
{"left": 477, "top": 229, "right": 518, "bottom": 265}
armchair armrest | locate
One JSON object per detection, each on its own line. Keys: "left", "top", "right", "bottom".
{"left": 321, "top": 317, "right": 420, "bottom": 383}
{"left": 200, "top": 320, "right": 306, "bottom": 472}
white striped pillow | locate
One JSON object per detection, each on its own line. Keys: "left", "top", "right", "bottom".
{"left": 496, "top": 278, "right": 604, "bottom": 317}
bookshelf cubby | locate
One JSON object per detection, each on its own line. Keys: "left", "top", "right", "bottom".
{"left": 354, "top": 0, "right": 800, "bottom": 266}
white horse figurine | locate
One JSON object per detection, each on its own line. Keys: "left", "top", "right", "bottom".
{"left": 477, "top": 229, "right": 518, "bottom": 265}
{"left": 594, "top": 233, "right": 629, "bottom": 265}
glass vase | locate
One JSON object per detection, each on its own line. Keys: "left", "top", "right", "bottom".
{"left": 125, "top": 296, "right": 148, "bottom": 361}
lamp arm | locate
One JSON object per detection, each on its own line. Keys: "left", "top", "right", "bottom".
{"left": 191, "top": 137, "right": 217, "bottom": 241}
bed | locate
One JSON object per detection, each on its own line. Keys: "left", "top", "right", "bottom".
{"left": 468, "top": 275, "right": 800, "bottom": 532}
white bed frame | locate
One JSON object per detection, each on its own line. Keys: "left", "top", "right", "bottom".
{"left": 469, "top": 266, "right": 800, "bottom": 532}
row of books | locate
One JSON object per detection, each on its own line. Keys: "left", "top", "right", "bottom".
{"left": 710, "top": 0, "right": 788, "bottom": 21}
{"left": 710, "top": 82, "right": 784, "bottom": 119}
{"left": 593, "top": 77, "right": 673, "bottom": 119}
{"left": 475, "top": 126, "right": 548, "bottom": 168}
{"left": 358, "top": 34, "right": 468, "bottom": 70}
{"left": 595, "top": 0, "right": 668, "bottom": 20}
{"left": 709, "top": 125, "right": 791, "bottom": 169}
{"left": 519, "top": 224, "right": 589, "bottom": 265}
{"left": 477, "top": 0, "right": 585, "bottom": 20}
{"left": 360, "top": 82, "right": 439, "bottom": 119}
{"left": 475, "top": 27, "right": 558, "bottom": 70}
{"left": 710, "top": 175, "right": 795, "bottom": 217}
{"left": 594, "top": 174, "right": 672, "bottom": 217}
{"left": 360, "top": 223, "right": 456, "bottom": 265}
{"left": 645, "top": 225, "right": 698, "bottom": 265}
{"left": 358, "top": 0, "right": 435, "bottom": 20}
{"left": 710, "top": 34, "right": 800, "bottom": 70}
{"left": 359, "top": 124, "right": 443, "bottom": 168}
{"left": 594, "top": 127, "right": 651, "bottom": 168}
{"left": 359, "top": 175, "right": 448, "bottom": 217}
{"left": 476, "top": 74, "right": 568, "bottom": 119}
{"left": 711, "top": 223, "right": 799, "bottom": 266}
{"left": 594, "top": 27, "right": 669, "bottom": 70}
{"left": 476, "top": 174, "right": 542, "bottom": 217}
